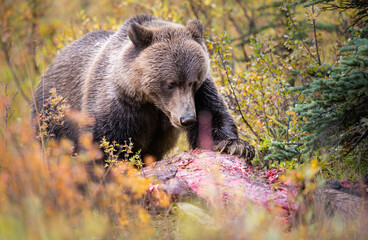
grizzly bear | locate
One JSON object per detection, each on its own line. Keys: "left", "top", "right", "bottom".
{"left": 31, "top": 15, "right": 255, "bottom": 162}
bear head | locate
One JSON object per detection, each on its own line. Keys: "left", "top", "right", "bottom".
{"left": 127, "top": 19, "right": 209, "bottom": 128}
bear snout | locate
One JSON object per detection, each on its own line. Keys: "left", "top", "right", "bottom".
{"left": 180, "top": 115, "right": 197, "bottom": 127}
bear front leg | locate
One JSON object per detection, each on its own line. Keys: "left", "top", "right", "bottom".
{"left": 187, "top": 74, "right": 255, "bottom": 162}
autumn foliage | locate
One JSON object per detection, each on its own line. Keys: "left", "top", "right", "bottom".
{"left": 0, "top": 0, "right": 367, "bottom": 239}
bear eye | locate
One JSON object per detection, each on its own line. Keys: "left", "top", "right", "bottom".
{"left": 192, "top": 82, "right": 197, "bottom": 89}
{"left": 198, "top": 73, "right": 202, "bottom": 81}
{"left": 190, "top": 82, "right": 197, "bottom": 91}
{"left": 168, "top": 82, "right": 176, "bottom": 89}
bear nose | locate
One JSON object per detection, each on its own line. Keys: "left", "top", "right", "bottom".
{"left": 180, "top": 115, "right": 197, "bottom": 127}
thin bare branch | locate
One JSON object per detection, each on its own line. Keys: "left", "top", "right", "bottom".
{"left": 286, "top": 8, "right": 319, "bottom": 65}
{"left": 1, "top": 41, "right": 30, "bottom": 102}
{"left": 188, "top": 0, "right": 200, "bottom": 20}
{"left": 311, "top": 5, "right": 322, "bottom": 66}
{"left": 227, "top": 13, "right": 251, "bottom": 62}
{"left": 217, "top": 48, "right": 259, "bottom": 140}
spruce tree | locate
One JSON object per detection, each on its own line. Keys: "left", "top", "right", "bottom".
{"left": 294, "top": 20, "right": 368, "bottom": 163}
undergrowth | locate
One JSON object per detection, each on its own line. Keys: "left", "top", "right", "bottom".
{"left": 1, "top": 0, "right": 367, "bottom": 239}
{"left": 0, "top": 91, "right": 366, "bottom": 239}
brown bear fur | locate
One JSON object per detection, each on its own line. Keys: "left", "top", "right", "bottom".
{"left": 31, "top": 15, "right": 255, "bottom": 161}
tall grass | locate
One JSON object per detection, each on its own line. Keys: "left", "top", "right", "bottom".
{"left": 0, "top": 95, "right": 163, "bottom": 239}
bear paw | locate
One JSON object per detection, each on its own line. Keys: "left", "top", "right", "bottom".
{"left": 213, "top": 139, "right": 255, "bottom": 163}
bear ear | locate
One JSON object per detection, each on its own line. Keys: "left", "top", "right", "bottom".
{"left": 128, "top": 22, "right": 153, "bottom": 48}
{"left": 186, "top": 19, "right": 204, "bottom": 42}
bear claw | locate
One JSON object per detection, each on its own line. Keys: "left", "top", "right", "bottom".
{"left": 213, "top": 139, "right": 255, "bottom": 163}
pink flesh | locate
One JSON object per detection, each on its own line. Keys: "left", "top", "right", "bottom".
{"left": 145, "top": 150, "right": 299, "bottom": 223}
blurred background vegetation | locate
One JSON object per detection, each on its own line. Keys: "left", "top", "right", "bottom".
{"left": 0, "top": 0, "right": 367, "bottom": 239}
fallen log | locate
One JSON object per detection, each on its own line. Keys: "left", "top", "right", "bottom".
{"left": 293, "top": 177, "right": 368, "bottom": 227}
{"left": 142, "top": 150, "right": 368, "bottom": 226}
{"left": 142, "top": 150, "right": 299, "bottom": 223}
